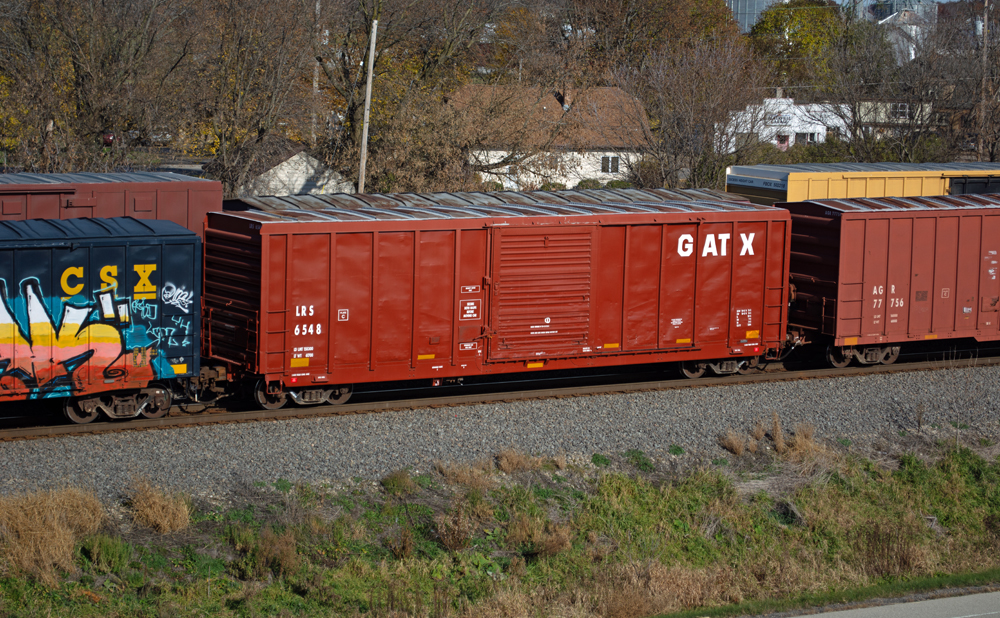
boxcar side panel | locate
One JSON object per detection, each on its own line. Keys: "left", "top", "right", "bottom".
{"left": 415, "top": 231, "right": 456, "bottom": 366}
{"left": 884, "top": 218, "right": 913, "bottom": 338}
{"left": 931, "top": 218, "right": 958, "bottom": 334}
{"left": 730, "top": 221, "right": 768, "bottom": 348}
{"left": 456, "top": 229, "right": 487, "bottom": 364}
{"left": 595, "top": 227, "right": 625, "bottom": 350}
{"left": 286, "top": 234, "right": 331, "bottom": 373}
{"left": 375, "top": 232, "right": 414, "bottom": 365}
{"left": 623, "top": 225, "right": 661, "bottom": 351}
{"left": 908, "top": 217, "right": 936, "bottom": 335}
{"left": 694, "top": 223, "right": 733, "bottom": 344}
{"left": 979, "top": 217, "right": 1000, "bottom": 332}
{"left": 333, "top": 233, "right": 373, "bottom": 369}
{"left": 659, "top": 224, "right": 697, "bottom": 348}
{"left": 956, "top": 217, "right": 982, "bottom": 333}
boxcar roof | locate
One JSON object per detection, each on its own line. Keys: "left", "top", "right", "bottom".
{"left": 0, "top": 217, "right": 195, "bottom": 242}
{"left": 727, "top": 162, "right": 1000, "bottom": 181}
{"left": 0, "top": 172, "right": 211, "bottom": 186}
{"left": 219, "top": 199, "right": 773, "bottom": 224}
{"left": 783, "top": 194, "right": 1000, "bottom": 213}
{"left": 228, "top": 187, "right": 748, "bottom": 213}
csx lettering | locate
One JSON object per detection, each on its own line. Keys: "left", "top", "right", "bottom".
{"left": 58, "top": 264, "right": 139, "bottom": 295}
{"left": 677, "top": 233, "right": 754, "bottom": 257}
{"left": 60, "top": 267, "right": 84, "bottom": 295}
{"left": 133, "top": 264, "right": 157, "bottom": 299}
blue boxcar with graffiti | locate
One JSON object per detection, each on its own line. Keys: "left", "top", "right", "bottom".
{"left": 0, "top": 218, "right": 200, "bottom": 422}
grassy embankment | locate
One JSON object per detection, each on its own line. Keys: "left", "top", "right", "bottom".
{"left": 1, "top": 416, "right": 999, "bottom": 617}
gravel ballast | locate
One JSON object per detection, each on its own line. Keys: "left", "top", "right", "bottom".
{"left": 1, "top": 364, "right": 998, "bottom": 502}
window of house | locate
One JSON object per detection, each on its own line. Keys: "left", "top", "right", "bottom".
{"left": 890, "top": 103, "right": 912, "bottom": 120}
{"left": 601, "top": 156, "right": 619, "bottom": 174}
{"left": 795, "top": 132, "right": 818, "bottom": 145}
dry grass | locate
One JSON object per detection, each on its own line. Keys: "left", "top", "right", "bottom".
{"left": 752, "top": 419, "right": 766, "bottom": 441}
{"left": 746, "top": 439, "right": 758, "bottom": 454}
{"left": 258, "top": 527, "right": 298, "bottom": 575}
{"left": 435, "top": 460, "right": 495, "bottom": 491}
{"left": 380, "top": 469, "right": 417, "bottom": 496}
{"left": 130, "top": 481, "right": 189, "bottom": 533}
{"left": 496, "top": 449, "right": 542, "bottom": 474}
{"left": 549, "top": 454, "right": 567, "bottom": 470}
{"left": 435, "top": 502, "right": 472, "bottom": 552}
{"left": 506, "top": 514, "right": 571, "bottom": 557}
{"left": 772, "top": 412, "right": 787, "bottom": 454}
{"left": 384, "top": 528, "right": 414, "bottom": 560}
{"left": 718, "top": 428, "right": 745, "bottom": 456}
{"left": 0, "top": 488, "right": 104, "bottom": 583}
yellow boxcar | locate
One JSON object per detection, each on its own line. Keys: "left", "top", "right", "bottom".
{"left": 725, "top": 163, "right": 1000, "bottom": 205}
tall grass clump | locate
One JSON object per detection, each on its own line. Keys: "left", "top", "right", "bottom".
{"left": 129, "top": 481, "right": 189, "bottom": 533}
{"left": 0, "top": 488, "right": 104, "bottom": 583}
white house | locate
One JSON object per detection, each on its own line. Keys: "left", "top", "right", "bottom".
{"left": 727, "top": 95, "right": 848, "bottom": 152}
{"left": 450, "top": 86, "right": 647, "bottom": 190}
{"left": 240, "top": 140, "right": 354, "bottom": 197}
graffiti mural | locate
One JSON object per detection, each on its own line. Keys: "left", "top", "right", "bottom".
{"left": 0, "top": 276, "right": 177, "bottom": 398}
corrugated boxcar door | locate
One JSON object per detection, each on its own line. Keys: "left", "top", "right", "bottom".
{"left": 286, "top": 234, "right": 330, "bottom": 374}
{"left": 489, "top": 227, "right": 593, "bottom": 360}
{"left": 860, "top": 219, "right": 889, "bottom": 338}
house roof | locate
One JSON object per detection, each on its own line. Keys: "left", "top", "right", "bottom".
{"left": 449, "top": 85, "right": 648, "bottom": 151}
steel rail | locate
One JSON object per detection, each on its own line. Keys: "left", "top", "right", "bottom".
{"left": 0, "top": 355, "right": 996, "bottom": 442}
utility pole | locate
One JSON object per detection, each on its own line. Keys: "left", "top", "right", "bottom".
{"left": 980, "top": 0, "right": 990, "bottom": 161}
{"left": 358, "top": 19, "right": 378, "bottom": 194}
{"left": 311, "top": 0, "right": 321, "bottom": 147}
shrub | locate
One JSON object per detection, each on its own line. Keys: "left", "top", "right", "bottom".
{"left": 539, "top": 182, "right": 566, "bottom": 191}
{"left": 380, "top": 469, "right": 417, "bottom": 496}
{"left": 435, "top": 502, "right": 472, "bottom": 552}
{"left": 575, "top": 178, "right": 603, "bottom": 190}
{"left": 604, "top": 179, "right": 633, "bottom": 189}
{"left": 592, "top": 454, "right": 611, "bottom": 467}
{"left": 79, "top": 534, "right": 133, "bottom": 574}
{"left": 130, "top": 481, "right": 189, "bottom": 533}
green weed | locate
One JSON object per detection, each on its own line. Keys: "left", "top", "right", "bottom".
{"left": 591, "top": 453, "right": 611, "bottom": 467}
{"left": 624, "top": 448, "right": 656, "bottom": 471}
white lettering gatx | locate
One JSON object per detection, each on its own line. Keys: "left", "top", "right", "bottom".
{"left": 677, "top": 232, "right": 755, "bottom": 257}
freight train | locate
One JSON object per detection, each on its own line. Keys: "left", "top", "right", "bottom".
{"left": 0, "top": 172, "right": 998, "bottom": 422}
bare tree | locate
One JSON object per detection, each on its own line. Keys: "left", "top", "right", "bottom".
{"left": 195, "top": 0, "right": 313, "bottom": 196}
{"left": 0, "top": 0, "right": 197, "bottom": 171}
{"left": 611, "top": 37, "right": 771, "bottom": 189}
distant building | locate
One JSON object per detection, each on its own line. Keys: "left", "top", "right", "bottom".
{"left": 726, "top": 0, "right": 774, "bottom": 32}
{"left": 239, "top": 139, "right": 354, "bottom": 197}
{"left": 450, "top": 86, "right": 647, "bottom": 190}
{"left": 727, "top": 95, "right": 848, "bottom": 152}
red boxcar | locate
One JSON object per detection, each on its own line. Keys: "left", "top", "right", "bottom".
{"left": 203, "top": 200, "right": 791, "bottom": 407}
{"left": 0, "top": 172, "right": 221, "bottom": 236}
{"left": 785, "top": 194, "right": 1000, "bottom": 366}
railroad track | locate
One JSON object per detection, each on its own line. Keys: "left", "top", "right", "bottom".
{"left": 0, "top": 352, "right": 996, "bottom": 443}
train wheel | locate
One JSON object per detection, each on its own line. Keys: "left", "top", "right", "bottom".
{"left": 63, "top": 398, "right": 99, "bottom": 424}
{"left": 737, "top": 357, "right": 760, "bottom": 375}
{"left": 825, "top": 345, "right": 851, "bottom": 369}
{"left": 679, "top": 361, "right": 706, "bottom": 379}
{"left": 254, "top": 380, "right": 287, "bottom": 410}
{"left": 139, "top": 386, "right": 173, "bottom": 419}
{"left": 880, "top": 346, "right": 901, "bottom": 365}
{"left": 326, "top": 385, "right": 353, "bottom": 405}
